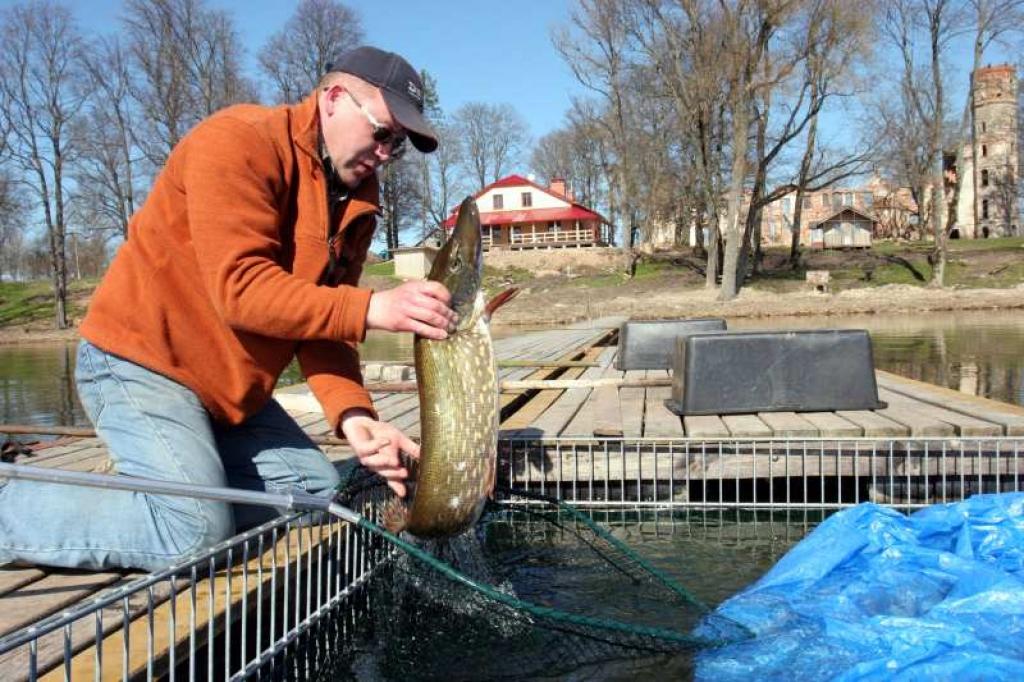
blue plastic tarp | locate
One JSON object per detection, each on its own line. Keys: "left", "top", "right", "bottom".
{"left": 696, "top": 493, "right": 1024, "bottom": 681}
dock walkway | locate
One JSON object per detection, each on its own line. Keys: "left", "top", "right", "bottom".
{"left": 3, "top": 316, "right": 1024, "bottom": 679}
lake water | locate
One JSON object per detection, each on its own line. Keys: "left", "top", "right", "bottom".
{"left": 2, "top": 309, "right": 1023, "bottom": 431}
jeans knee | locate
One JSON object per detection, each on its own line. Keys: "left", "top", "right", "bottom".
{"left": 157, "top": 498, "right": 235, "bottom": 558}
{"left": 303, "top": 458, "right": 342, "bottom": 496}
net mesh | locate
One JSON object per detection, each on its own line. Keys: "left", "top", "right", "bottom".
{"left": 325, "top": 469, "right": 749, "bottom": 680}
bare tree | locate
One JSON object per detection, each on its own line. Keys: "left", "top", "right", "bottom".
{"left": 258, "top": 0, "right": 364, "bottom": 104}
{"left": 413, "top": 118, "right": 464, "bottom": 237}
{"left": 554, "top": 0, "right": 643, "bottom": 248}
{"left": 73, "top": 36, "right": 144, "bottom": 242}
{"left": 882, "top": 0, "right": 967, "bottom": 287}
{"left": 123, "top": 0, "right": 254, "bottom": 167}
{"left": 530, "top": 119, "right": 608, "bottom": 211}
{"left": 0, "top": 170, "right": 28, "bottom": 280}
{"left": 378, "top": 159, "right": 419, "bottom": 255}
{"left": 453, "top": 102, "right": 529, "bottom": 190}
{"left": 407, "top": 70, "right": 465, "bottom": 239}
{"left": 0, "top": 0, "right": 86, "bottom": 328}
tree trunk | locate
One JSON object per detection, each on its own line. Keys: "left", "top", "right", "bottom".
{"left": 719, "top": 95, "right": 750, "bottom": 301}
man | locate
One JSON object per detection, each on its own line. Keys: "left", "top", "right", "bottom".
{"left": 0, "top": 47, "right": 449, "bottom": 572}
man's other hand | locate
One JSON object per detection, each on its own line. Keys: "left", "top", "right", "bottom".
{"left": 366, "top": 280, "right": 456, "bottom": 340}
{"left": 340, "top": 409, "right": 419, "bottom": 497}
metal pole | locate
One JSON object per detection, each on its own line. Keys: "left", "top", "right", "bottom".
{"left": 0, "top": 462, "right": 363, "bottom": 525}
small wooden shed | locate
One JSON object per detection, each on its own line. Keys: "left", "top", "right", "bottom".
{"left": 392, "top": 245, "right": 439, "bottom": 280}
{"left": 810, "top": 207, "right": 876, "bottom": 249}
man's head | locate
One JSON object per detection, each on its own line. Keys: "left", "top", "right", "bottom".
{"left": 318, "top": 46, "right": 438, "bottom": 188}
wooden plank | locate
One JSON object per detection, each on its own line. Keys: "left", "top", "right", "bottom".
{"left": 48, "top": 520, "right": 338, "bottom": 681}
{"left": 721, "top": 414, "right": 774, "bottom": 438}
{"left": 799, "top": 412, "right": 864, "bottom": 438}
{"left": 879, "top": 388, "right": 1001, "bottom": 437}
{"left": 835, "top": 410, "right": 911, "bottom": 437}
{"left": 0, "top": 567, "right": 46, "bottom": 598}
{"left": 558, "top": 348, "right": 618, "bottom": 437}
{"left": 877, "top": 372, "right": 1024, "bottom": 436}
{"left": 870, "top": 400, "right": 956, "bottom": 438}
{"left": 510, "top": 349, "right": 604, "bottom": 437}
{"left": 618, "top": 370, "right": 647, "bottom": 439}
{"left": 589, "top": 357, "right": 625, "bottom": 437}
{"left": 536, "top": 350, "right": 614, "bottom": 436}
{"left": 643, "top": 371, "right": 684, "bottom": 438}
{"left": 757, "top": 412, "right": 820, "bottom": 438}
{"left": 877, "top": 369, "right": 1024, "bottom": 416}
{"left": 682, "top": 415, "right": 731, "bottom": 438}
{"left": 506, "top": 445, "right": 1024, "bottom": 485}
{"left": 0, "top": 571, "right": 123, "bottom": 638}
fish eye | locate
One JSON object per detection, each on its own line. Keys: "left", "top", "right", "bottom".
{"left": 449, "top": 255, "right": 462, "bottom": 273}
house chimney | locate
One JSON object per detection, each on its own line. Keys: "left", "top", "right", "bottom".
{"left": 550, "top": 177, "right": 568, "bottom": 199}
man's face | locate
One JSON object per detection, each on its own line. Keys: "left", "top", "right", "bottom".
{"left": 320, "top": 82, "right": 404, "bottom": 188}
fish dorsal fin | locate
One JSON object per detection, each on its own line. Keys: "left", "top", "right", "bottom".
{"left": 484, "top": 287, "right": 520, "bottom": 322}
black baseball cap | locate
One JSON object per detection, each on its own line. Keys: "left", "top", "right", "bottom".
{"left": 327, "top": 46, "right": 438, "bottom": 153}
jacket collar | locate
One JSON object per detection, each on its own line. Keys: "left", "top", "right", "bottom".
{"left": 291, "top": 92, "right": 382, "bottom": 215}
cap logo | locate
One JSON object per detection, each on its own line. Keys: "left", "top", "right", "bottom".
{"left": 407, "top": 81, "right": 422, "bottom": 103}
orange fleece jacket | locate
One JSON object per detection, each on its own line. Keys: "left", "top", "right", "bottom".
{"left": 81, "top": 94, "right": 380, "bottom": 432}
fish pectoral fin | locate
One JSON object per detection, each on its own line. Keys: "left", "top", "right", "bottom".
{"left": 484, "top": 287, "right": 520, "bottom": 322}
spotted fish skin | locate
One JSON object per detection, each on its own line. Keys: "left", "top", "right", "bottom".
{"left": 399, "top": 197, "right": 502, "bottom": 538}
{"left": 405, "top": 291, "right": 498, "bottom": 537}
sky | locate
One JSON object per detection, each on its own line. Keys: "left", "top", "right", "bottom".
{"left": 41, "top": 0, "right": 586, "bottom": 144}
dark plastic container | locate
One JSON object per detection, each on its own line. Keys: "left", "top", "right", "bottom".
{"left": 615, "top": 318, "right": 727, "bottom": 370}
{"left": 664, "top": 329, "right": 886, "bottom": 416}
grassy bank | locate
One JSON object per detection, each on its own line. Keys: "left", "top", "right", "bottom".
{"left": 2, "top": 237, "right": 1023, "bottom": 331}
{"left": 0, "top": 278, "right": 96, "bottom": 327}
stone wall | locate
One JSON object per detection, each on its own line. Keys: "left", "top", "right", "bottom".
{"left": 483, "top": 246, "right": 631, "bottom": 275}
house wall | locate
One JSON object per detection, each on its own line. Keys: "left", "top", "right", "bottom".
{"left": 477, "top": 185, "right": 570, "bottom": 213}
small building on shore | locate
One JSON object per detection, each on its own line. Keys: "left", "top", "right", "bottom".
{"left": 811, "top": 207, "right": 876, "bottom": 249}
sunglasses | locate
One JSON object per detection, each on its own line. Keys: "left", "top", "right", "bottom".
{"left": 344, "top": 89, "right": 407, "bottom": 159}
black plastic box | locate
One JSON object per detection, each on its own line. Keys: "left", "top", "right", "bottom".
{"left": 615, "top": 318, "right": 727, "bottom": 370}
{"left": 664, "top": 329, "right": 886, "bottom": 415}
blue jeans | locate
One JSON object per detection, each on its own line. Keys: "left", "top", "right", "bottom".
{"left": 0, "top": 341, "right": 341, "bottom": 572}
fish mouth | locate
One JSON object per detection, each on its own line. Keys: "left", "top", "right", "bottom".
{"left": 430, "top": 196, "right": 482, "bottom": 322}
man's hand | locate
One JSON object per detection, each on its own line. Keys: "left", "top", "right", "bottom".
{"left": 366, "top": 280, "right": 456, "bottom": 340}
{"left": 340, "top": 409, "right": 418, "bottom": 497}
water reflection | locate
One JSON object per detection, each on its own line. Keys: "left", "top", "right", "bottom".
{"left": 0, "top": 343, "right": 85, "bottom": 427}
{"left": 2, "top": 309, "right": 1023, "bottom": 428}
{"left": 731, "top": 309, "right": 1024, "bottom": 407}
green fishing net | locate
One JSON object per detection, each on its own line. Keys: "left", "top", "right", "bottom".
{"left": 317, "top": 467, "right": 749, "bottom": 681}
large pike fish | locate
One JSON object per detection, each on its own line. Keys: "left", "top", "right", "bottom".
{"left": 385, "top": 196, "right": 516, "bottom": 538}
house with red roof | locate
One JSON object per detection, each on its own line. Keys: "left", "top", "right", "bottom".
{"left": 443, "top": 175, "right": 609, "bottom": 250}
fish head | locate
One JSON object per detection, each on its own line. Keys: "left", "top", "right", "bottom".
{"left": 429, "top": 196, "right": 482, "bottom": 329}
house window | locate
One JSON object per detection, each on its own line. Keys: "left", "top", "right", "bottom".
{"left": 803, "top": 196, "right": 812, "bottom": 209}
{"left": 982, "top": 121, "right": 987, "bottom": 133}
{"left": 983, "top": 199, "right": 989, "bottom": 219}
{"left": 493, "top": 194, "right": 504, "bottom": 210}
{"left": 832, "top": 193, "right": 842, "bottom": 209}
{"left": 548, "top": 221, "right": 559, "bottom": 231}
{"left": 521, "top": 192, "right": 532, "bottom": 208}
{"left": 982, "top": 169, "right": 989, "bottom": 187}
{"left": 821, "top": 194, "right": 829, "bottom": 207}
{"left": 782, "top": 197, "right": 792, "bottom": 213}
{"left": 982, "top": 144, "right": 988, "bottom": 157}
{"left": 862, "top": 192, "right": 873, "bottom": 207}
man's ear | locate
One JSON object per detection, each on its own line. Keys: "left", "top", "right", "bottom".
{"left": 323, "top": 84, "right": 344, "bottom": 117}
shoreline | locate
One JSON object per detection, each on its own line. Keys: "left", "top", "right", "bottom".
{"left": 3, "top": 283, "right": 1024, "bottom": 345}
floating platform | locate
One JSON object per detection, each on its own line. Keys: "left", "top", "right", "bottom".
{"left": 3, "top": 316, "right": 1024, "bottom": 680}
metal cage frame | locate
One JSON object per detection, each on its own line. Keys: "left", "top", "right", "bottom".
{"left": 3, "top": 436, "right": 1022, "bottom": 680}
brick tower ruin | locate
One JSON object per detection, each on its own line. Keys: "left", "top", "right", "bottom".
{"left": 961, "top": 65, "right": 1019, "bottom": 238}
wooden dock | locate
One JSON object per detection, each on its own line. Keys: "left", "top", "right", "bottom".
{"left": 3, "top": 315, "right": 1024, "bottom": 679}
